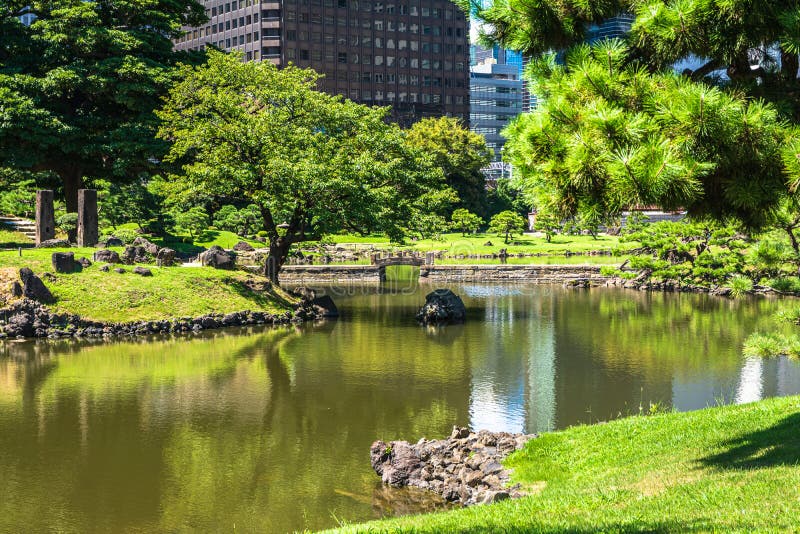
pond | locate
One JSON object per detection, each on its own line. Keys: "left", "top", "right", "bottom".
{"left": 1, "top": 284, "right": 799, "bottom": 532}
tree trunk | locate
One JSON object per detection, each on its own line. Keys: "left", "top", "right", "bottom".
{"left": 264, "top": 238, "right": 292, "bottom": 285}
{"left": 786, "top": 225, "right": 800, "bottom": 255}
{"left": 60, "top": 169, "right": 83, "bottom": 213}
{"left": 782, "top": 50, "right": 799, "bottom": 81}
{"left": 60, "top": 169, "right": 83, "bottom": 243}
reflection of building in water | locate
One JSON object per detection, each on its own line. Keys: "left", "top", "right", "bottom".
{"left": 467, "top": 288, "right": 556, "bottom": 434}
{"left": 524, "top": 298, "right": 556, "bottom": 434}
{"left": 672, "top": 355, "right": 800, "bottom": 411}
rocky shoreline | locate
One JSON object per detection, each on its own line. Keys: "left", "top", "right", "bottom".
{"left": 0, "top": 296, "right": 336, "bottom": 340}
{"left": 370, "top": 426, "right": 536, "bottom": 506}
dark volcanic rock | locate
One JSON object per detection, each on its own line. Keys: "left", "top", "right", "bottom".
{"left": 233, "top": 241, "right": 255, "bottom": 252}
{"left": 369, "top": 427, "right": 534, "bottom": 506}
{"left": 51, "top": 252, "right": 76, "bottom": 273}
{"left": 122, "top": 246, "right": 150, "bottom": 265}
{"left": 156, "top": 247, "right": 176, "bottom": 267}
{"left": 101, "top": 237, "right": 125, "bottom": 247}
{"left": 77, "top": 257, "right": 92, "bottom": 268}
{"left": 199, "top": 245, "right": 235, "bottom": 270}
{"left": 19, "top": 268, "right": 54, "bottom": 304}
{"left": 133, "top": 266, "right": 152, "bottom": 276}
{"left": 114, "top": 267, "right": 126, "bottom": 274}
{"left": 10, "top": 281, "right": 22, "bottom": 297}
{"left": 37, "top": 239, "right": 71, "bottom": 248}
{"left": 311, "top": 295, "right": 339, "bottom": 317}
{"left": 93, "top": 249, "right": 121, "bottom": 264}
{"left": 416, "top": 289, "right": 466, "bottom": 325}
{"left": 132, "top": 236, "right": 160, "bottom": 255}
{"left": 99, "top": 265, "right": 110, "bottom": 272}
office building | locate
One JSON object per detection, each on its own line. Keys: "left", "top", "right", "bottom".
{"left": 469, "top": 45, "right": 523, "bottom": 182}
{"left": 173, "top": 0, "right": 471, "bottom": 125}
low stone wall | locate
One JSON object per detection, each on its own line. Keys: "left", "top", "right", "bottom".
{"left": 278, "top": 263, "right": 610, "bottom": 284}
{"left": 420, "top": 264, "right": 607, "bottom": 284}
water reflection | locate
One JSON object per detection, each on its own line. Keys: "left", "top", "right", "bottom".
{"left": 1, "top": 285, "right": 799, "bottom": 532}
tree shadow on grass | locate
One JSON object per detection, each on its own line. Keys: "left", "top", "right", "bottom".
{"left": 226, "top": 279, "right": 295, "bottom": 310}
{"left": 700, "top": 412, "right": 800, "bottom": 470}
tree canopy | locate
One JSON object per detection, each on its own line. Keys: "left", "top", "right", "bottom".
{"left": 0, "top": 0, "right": 206, "bottom": 212}
{"left": 467, "top": 0, "right": 800, "bottom": 231}
{"left": 406, "top": 116, "right": 492, "bottom": 217}
{"left": 158, "top": 51, "right": 450, "bottom": 282}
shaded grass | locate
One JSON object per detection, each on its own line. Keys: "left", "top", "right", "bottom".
{"left": 0, "top": 247, "right": 293, "bottom": 322}
{"left": 0, "top": 229, "right": 33, "bottom": 248}
{"left": 328, "top": 396, "right": 800, "bottom": 533}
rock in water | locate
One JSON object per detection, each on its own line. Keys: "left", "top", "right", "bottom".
{"left": 416, "top": 289, "right": 466, "bottom": 325}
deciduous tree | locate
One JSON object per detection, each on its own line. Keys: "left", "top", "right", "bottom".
{"left": 158, "top": 52, "right": 449, "bottom": 283}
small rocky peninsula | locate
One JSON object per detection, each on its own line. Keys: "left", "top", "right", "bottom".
{"left": 370, "top": 426, "right": 536, "bottom": 506}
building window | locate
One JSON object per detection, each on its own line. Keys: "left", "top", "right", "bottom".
{"left": 300, "top": 49, "right": 310, "bottom": 60}
{"left": 338, "top": 52, "right": 347, "bottom": 63}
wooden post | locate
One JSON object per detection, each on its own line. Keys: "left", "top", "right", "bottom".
{"left": 77, "top": 189, "right": 98, "bottom": 246}
{"left": 35, "top": 190, "right": 55, "bottom": 245}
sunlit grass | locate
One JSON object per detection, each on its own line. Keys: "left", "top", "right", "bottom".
{"left": 327, "top": 396, "right": 800, "bottom": 533}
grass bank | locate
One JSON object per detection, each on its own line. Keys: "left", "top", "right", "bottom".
{"left": 0, "top": 247, "right": 293, "bottom": 322}
{"left": 329, "top": 395, "right": 800, "bottom": 533}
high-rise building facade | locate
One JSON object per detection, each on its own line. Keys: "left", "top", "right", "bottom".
{"left": 174, "top": 0, "right": 470, "bottom": 125}
{"left": 469, "top": 45, "right": 523, "bottom": 182}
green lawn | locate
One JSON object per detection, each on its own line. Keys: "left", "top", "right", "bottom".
{"left": 328, "top": 396, "right": 800, "bottom": 533}
{"left": 321, "top": 232, "right": 629, "bottom": 256}
{"left": 0, "top": 247, "right": 293, "bottom": 322}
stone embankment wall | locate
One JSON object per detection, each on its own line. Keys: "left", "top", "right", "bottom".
{"left": 278, "top": 264, "right": 609, "bottom": 284}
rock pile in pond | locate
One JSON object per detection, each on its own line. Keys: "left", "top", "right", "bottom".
{"left": 416, "top": 289, "right": 466, "bottom": 325}
{"left": 370, "top": 426, "right": 535, "bottom": 506}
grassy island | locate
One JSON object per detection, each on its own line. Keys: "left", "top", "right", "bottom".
{"left": 0, "top": 247, "right": 294, "bottom": 322}
{"left": 329, "top": 396, "right": 800, "bottom": 533}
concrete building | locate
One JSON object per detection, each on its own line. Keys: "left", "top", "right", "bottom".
{"left": 469, "top": 45, "right": 523, "bottom": 182}
{"left": 173, "top": 0, "right": 471, "bottom": 125}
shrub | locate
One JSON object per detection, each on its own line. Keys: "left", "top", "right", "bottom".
{"left": 768, "top": 277, "right": 800, "bottom": 293}
{"left": 726, "top": 275, "right": 754, "bottom": 298}
{"left": 743, "top": 333, "right": 792, "bottom": 357}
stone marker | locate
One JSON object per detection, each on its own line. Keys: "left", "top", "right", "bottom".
{"left": 77, "top": 189, "right": 98, "bottom": 246}
{"left": 35, "top": 190, "right": 55, "bottom": 245}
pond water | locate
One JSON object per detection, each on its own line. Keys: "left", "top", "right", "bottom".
{"left": 1, "top": 284, "right": 800, "bottom": 532}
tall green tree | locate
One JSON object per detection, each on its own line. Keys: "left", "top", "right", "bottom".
{"left": 158, "top": 51, "right": 450, "bottom": 283}
{"left": 0, "top": 0, "right": 206, "bottom": 212}
{"left": 468, "top": 0, "right": 800, "bottom": 230}
{"left": 406, "top": 116, "right": 492, "bottom": 217}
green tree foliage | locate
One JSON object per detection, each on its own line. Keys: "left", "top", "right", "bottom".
{"left": 173, "top": 206, "right": 208, "bottom": 239}
{"left": 100, "top": 181, "right": 165, "bottom": 233}
{"left": 157, "top": 51, "right": 449, "bottom": 282}
{"left": 213, "top": 204, "right": 263, "bottom": 236}
{"left": 503, "top": 41, "right": 790, "bottom": 231}
{"left": 489, "top": 210, "right": 527, "bottom": 244}
{"left": 0, "top": 0, "right": 207, "bottom": 212}
{"left": 468, "top": 1, "right": 800, "bottom": 231}
{"left": 533, "top": 211, "right": 561, "bottom": 243}
{"left": 406, "top": 116, "right": 492, "bottom": 216}
{"left": 450, "top": 208, "right": 484, "bottom": 236}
